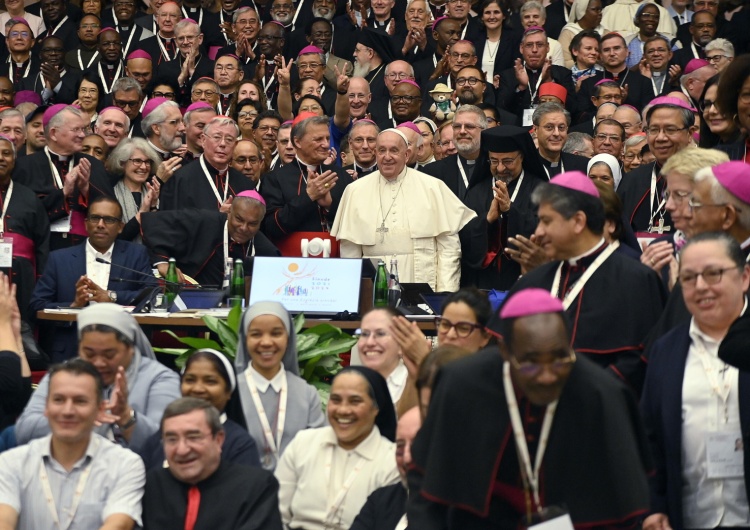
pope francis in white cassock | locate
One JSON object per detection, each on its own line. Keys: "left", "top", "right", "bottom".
{"left": 331, "top": 129, "right": 477, "bottom": 291}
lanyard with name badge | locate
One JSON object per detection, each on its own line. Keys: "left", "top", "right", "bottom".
{"left": 39, "top": 437, "right": 99, "bottom": 530}
{"left": 244, "top": 367, "right": 288, "bottom": 469}
{"left": 550, "top": 242, "right": 619, "bottom": 309}
{"left": 45, "top": 148, "right": 75, "bottom": 234}
{"left": 648, "top": 166, "right": 670, "bottom": 234}
{"left": 97, "top": 62, "right": 122, "bottom": 94}
{"left": 200, "top": 155, "right": 229, "bottom": 207}
{"left": 323, "top": 446, "right": 366, "bottom": 529}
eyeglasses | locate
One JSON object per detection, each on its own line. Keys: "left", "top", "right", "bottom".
{"left": 163, "top": 432, "right": 211, "bottom": 447}
{"left": 522, "top": 42, "right": 547, "bottom": 50}
{"left": 355, "top": 329, "right": 391, "bottom": 340}
{"left": 451, "top": 122, "right": 481, "bottom": 132}
{"left": 86, "top": 214, "right": 121, "bottom": 225}
{"left": 206, "top": 134, "right": 237, "bottom": 145}
{"left": 298, "top": 62, "right": 323, "bottom": 70}
{"left": 215, "top": 64, "right": 238, "bottom": 72}
{"left": 645, "top": 126, "right": 688, "bottom": 137}
{"left": 699, "top": 99, "right": 718, "bottom": 113}
{"left": 645, "top": 47, "right": 668, "bottom": 55}
{"left": 679, "top": 266, "right": 740, "bottom": 286}
{"left": 234, "top": 18, "right": 259, "bottom": 26}
{"left": 127, "top": 158, "right": 152, "bottom": 166}
{"left": 238, "top": 111, "right": 258, "bottom": 119}
{"left": 707, "top": 54, "right": 730, "bottom": 63}
{"left": 391, "top": 94, "right": 421, "bottom": 103}
{"left": 256, "top": 125, "right": 280, "bottom": 133}
{"left": 449, "top": 52, "right": 473, "bottom": 60}
{"left": 485, "top": 116, "right": 498, "bottom": 125}
{"left": 114, "top": 98, "right": 140, "bottom": 109}
{"left": 435, "top": 316, "right": 483, "bottom": 337}
{"left": 623, "top": 152, "right": 641, "bottom": 162}
{"left": 509, "top": 351, "right": 577, "bottom": 377}
{"left": 350, "top": 136, "right": 377, "bottom": 146}
{"left": 80, "top": 23, "right": 101, "bottom": 29}
{"left": 662, "top": 189, "right": 689, "bottom": 204}
{"left": 192, "top": 89, "right": 217, "bottom": 97}
{"left": 688, "top": 197, "right": 735, "bottom": 211}
{"left": 489, "top": 153, "right": 521, "bottom": 167}
{"left": 594, "top": 133, "right": 622, "bottom": 142}
{"left": 456, "top": 76, "right": 483, "bottom": 86}
{"left": 176, "top": 34, "right": 200, "bottom": 43}
{"left": 540, "top": 123, "right": 568, "bottom": 133}
{"left": 234, "top": 156, "right": 262, "bottom": 164}
{"left": 386, "top": 72, "right": 412, "bottom": 80}
{"left": 8, "top": 31, "right": 30, "bottom": 39}
{"left": 152, "top": 91, "right": 175, "bottom": 99}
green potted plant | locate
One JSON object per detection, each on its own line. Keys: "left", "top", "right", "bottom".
{"left": 155, "top": 306, "right": 357, "bottom": 406}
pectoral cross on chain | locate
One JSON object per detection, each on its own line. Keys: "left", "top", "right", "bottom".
{"left": 376, "top": 222, "right": 389, "bottom": 243}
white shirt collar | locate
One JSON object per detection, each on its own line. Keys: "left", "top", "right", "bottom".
{"left": 247, "top": 362, "right": 286, "bottom": 392}
{"left": 689, "top": 298, "right": 748, "bottom": 344}
{"left": 85, "top": 239, "right": 114, "bottom": 259}
{"left": 386, "top": 362, "right": 408, "bottom": 404}
{"left": 566, "top": 238, "right": 606, "bottom": 266}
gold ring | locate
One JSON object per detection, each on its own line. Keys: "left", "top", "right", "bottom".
{"left": 324, "top": 183, "right": 330, "bottom": 189}
{"left": 650, "top": 258, "right": 655, "bottom": 265}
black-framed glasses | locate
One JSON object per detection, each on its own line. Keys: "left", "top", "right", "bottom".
{"left": 86, "top": 214, "right": 121, "bottom": 225}
{"left": 152, "top": 91, "right": 175, "bottom": 99}
{"left": 127, "top": 158, "right": 152, "bottom": 166}
{"left": 679, "top": 266, "right": 740, "bottom": 286}
{"left": 489, "top": 153, "right": 521, "bottom": 167}
{"left": 699, "top": 99, "right": 718, "bottom": 113}
{"left": 435, "top": 316, "right": 482, "bottom": 337}
{"left": 456, "top": 76, "right": 482, "bottom": 86}
{"left": 114, "top": 99, "right": 139, "bottom": 109}
{"left": 391, "top": 94, "right": 421, "bottom": 103}
{"left": 509, "top": 351, "right": 577, "bottom": 377}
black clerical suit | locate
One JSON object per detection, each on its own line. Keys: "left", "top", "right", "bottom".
{"left": 618, "top": 162, "right": 673, "bottom": 234}
{"left": 577, "top": 68, "right": 653, "bottom": 116}
{"left": 141, "top": 209, "right": 280, "bottom": 287}
{"left": 0, "top": 181, "right": 50, "bottom": 320}
{"left": 408, "top": 351, "right": 652, "bottom": 529}
{"left": 0, "top": 57, "right": 40, "bottom": 92}
{"left": 501, "top": 241, "right": 667, "bottom": 391}
{"left": 13, "top": 150, "right": 114, "bottom": 251}
{"left": 350, "top": 483, "right": 408, "bottom": 530}
{"left": 539, "top": 152, "right": 590, "bottom": 179}
{"left": 142, "top": 461, "right": 283, "bottom": 530}
{"left": 497, "top": 65, "right": 576, "bottom": 121}
{"left": 260, "top": 160, "right": 353, "bottom": 242}
{"left": 20, "top": 68, "right": 81, "bottom": 105}
{"left": 422, "top": 154, "right": 478, "bottom": 201}
{"left": 85, "top": 58, "right": 126, "bottom": 95}
{"left": 162, "top": 156, "right": 256, "bottom": 211}
{"left": 161, "top": 54, "right": 216, "bottom": 107}
{"left": 36, "top": 17, "right": 79, "bottom": 53}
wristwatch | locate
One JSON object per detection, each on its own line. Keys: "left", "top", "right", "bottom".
{"left": 108, "top": 290, "right": 118, "bottom": 302}
{"left": 120, "top": 408, "right": 137, "bottom": 430}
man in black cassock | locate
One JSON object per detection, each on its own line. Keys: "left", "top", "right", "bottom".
{"left": 422, "top": 105, "right": 485, "bottom": 201}
{"left": 0, "top": 135, "right": 49, "bottom": 319}
{"left": 460, "top": 126, "right": 546, "bottom": 290}
{"left": 619, "top": 99, "right": 696, "bottom": 236}
{"left": 408, "top": 288, "right": 652, "bottom": 528}
{"left": 499, "top": 171, "right": 666, "bottom": 392}
{"left": 169, "top": 117, "right": 255, "bottom": 212}
{"left": 141, "top": 192, "right": 279, "bottom": 287}
{"left": 20, "top": 37, "right": 81, "bottom": 105}
{"left": 13, "top": 104, "right": 114, "bottom": 252}
{"left": 143, "top": 398, "right": 283, "bottom": 530}
{"left": 260, "top": 115, "right": 353, "bottom": 245}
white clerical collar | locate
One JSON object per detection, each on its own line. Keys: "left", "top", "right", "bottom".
{"left": 296, "top": 156, "right": 321, "bottom": 172}
{"left": 566, "top": 238, "right": 606, "bottom": 266}
{"left": 85, "top": 239, "right": 114, "bottom": 260}
{"left": 248, "top": 362, "right": 285, "bottom": 392}
{"left": 740, "top": 235, "right": 750, "bottom": 250}
{"left": 381, "top": 166, "right": 407, "bottom": 184}
{"left": 356, "top": 162, "right": 377, "bottom": 172}
{"left": 47, "top": 148, "right": 69, "bottom": 161}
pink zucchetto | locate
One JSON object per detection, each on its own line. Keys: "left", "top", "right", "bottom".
{"left": 396, "top": 79, "right": 420, "bottom": 90}
{"left": 550, "top": 171, "right": 600, "bottom": 198}
{"left": 185, "top": 101, "right": 214, "bottom": 112}
{"left": 684, "top": 58, "right": 711, "bottom": 75}
{"left": 712, "top": 161, "right": 750, "bottom": 205}
{"left": 141, "top": 97, "right": 170, "bottom": 120}
{"left": 126, "top": 50, "right": 152, "bottom": 61}
{"left": 500, "top": 288, "right": 564, "bottom": 319}
{"left": 237, "top": 190, "right": 266, "bottom": 205}
{"left": 298, "top": 45, "right": 324, "bottom": 56}
{"left": 42, "top": 104, "right": 69, "bottom": 128}
{"left": 397, "top": 121, "right": 421, "bottom": 135}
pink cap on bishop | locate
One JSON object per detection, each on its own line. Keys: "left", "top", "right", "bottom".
{"left": 237, "top": 190, "right": 266, "bottom": 205}
{"left": 550, "top": 170, "right": 600, "bottom": 198}
{"left": 397, "top": 121, "right": 421, "bottom": 135}
{"left": 42, "top": 104, "right": 69, "bottom": 128}
{"left": 500, "top": 288, "right": 564, "bottom": 319}
{"left": 127, "top": 50, "right": 152, "bottom": 61}
{"left": 685, "top": 58, "right": 711, "bottom": 75}
{"left": 142, "top": 97, "right": 170, "bottom": 119}
{"left": 298, "top": 45, "right": 324, "bottom": 56}
{"left": 396, "top": 79, "right": 420, "bottom": 90}
{"left": 712, "top": 161, "right": 750, "bottom": 205}
{"left": 186, "top": 101, "right": 214, "bottom": 112}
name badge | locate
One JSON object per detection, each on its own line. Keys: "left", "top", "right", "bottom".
{"left": 527, "top": 506, "right": 575, "bottom": 530}
{"left": 522, "top": 108, "right": 535, "bottom": 127}
{"left": 706, "top": 431, "right": 744, "bottom": 479}
{"left": 0, "top": 238, "right": 11, "bottom": 267}
{"left": 50, "top": 214, "right": 71, "bottom": 233}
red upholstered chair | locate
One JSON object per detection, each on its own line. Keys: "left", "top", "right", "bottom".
{"left": 275, "top": 232, "right": 340, "bottom": 258}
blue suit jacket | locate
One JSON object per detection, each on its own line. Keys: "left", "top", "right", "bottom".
{"left": 641, "top": 323, "right": 750, "bottom": 528}
{"left": 29, "top": 240, "right": 155, "bottom": 362}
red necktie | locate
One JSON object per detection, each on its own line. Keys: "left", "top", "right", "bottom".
{"left": 184, "top": 485, "right": 200, "bottom": 530}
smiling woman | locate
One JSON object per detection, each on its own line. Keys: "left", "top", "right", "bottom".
{"left": 275, "top": 366, "right": 399, "bottom": 530}
{"left": 230, "top": 301, "right": 325, "bottom": 471}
